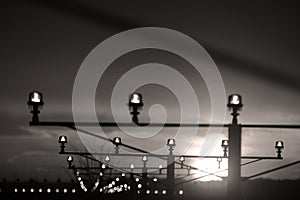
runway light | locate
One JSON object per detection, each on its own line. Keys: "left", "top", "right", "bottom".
{"left": 227, "top": 94, "right": 243, "bottom": 112}
{"left": 27, "top": 91, "right": 44, "bottom": 123}
{"left": 221, "top": 139, "right": 229, "bottom": 157}
{"left": 275, "top": 141, "right": 284, "bottom": 158}
{"left": 128, "top": 92, "right": 144, "bottom": 124}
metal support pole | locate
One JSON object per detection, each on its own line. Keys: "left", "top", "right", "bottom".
{"left": 228, "top": 112, "right": 242, "bottom": 199}
{"left": 167, "top": 150, "right": 175, "bottom": 200}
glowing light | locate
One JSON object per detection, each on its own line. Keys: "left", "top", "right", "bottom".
{"left": 179, "top": 189, "right": 184, "bottom": 195}
{"left": 129, "top": 93, "right": 142, "bottom": 104}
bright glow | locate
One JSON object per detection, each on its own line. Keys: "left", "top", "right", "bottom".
{"left": 38, "top": 188, "right": 42, "bottom": 193}
{"left": 105, "top": 156, "right": 110, "bottom": 162}
{"left": 167, "top": 138, "right": 176, "bottom": 146}
{"left": 154, "top": 190, "right": 159, "bottom": 195}
{"left": 72, "top": 189, "right": 76, "bottom": 193}
{"left": 130, "top": 163, "right": 135, "bottom": 169}
{"left": 67, "top": 156, "right": 73, "bottom": 162}
{"left": 59, "top": 135, "right": 67, "bottom": 143}
{"left": 47, "top": 188, "right": 51, "bottom": 193}
{"left": 116, "top": 177, "right": 120, "bottom": 181}
{"left": 142, "top": 155, "right": 148, "bottom": 162}
{"left": 102, "top": 164, "right": 106, "bottom": 169}
{"left": 275, "top": 141, "right": 284, "bottom": 148}
{"left": 221, "top": 139, "right": 229, "bottom": 147}
{"left": 146, "top": 189, "right": 150, "bottom": 194}
{"left": 31, "top": 92, "right": 41, "bottom": 103}
{"left": 153, "top": 177, "right": 158, "bottom": 182}
{"left": 63, "top": 189, "right": 67, "bottom": 193}
{"left": 77, "top": 177, "right": 82, "bottom": 181}
{"left": 113, "top": 137, "right": 121, "bottom": 144}
{"left": 99, "top": 172, "right": 103, "bottom": 176}
{"left": 122, "top": 173, "right": 126, "bottom": 177}
{"left": 179, "top": 156, "right": 185, "bottom": 162}
{"left": 22, "top": 188, "right": 25, "bottom": 193}
{"left": 230, "top": 95, "right": 240, "bottom": 105}
{"left": 135, "top": 178, "right": 140, "bottom": 182}
{"left": 30, "top": 188, "right": 34, "bottom": 193}
{"left": 162, "top": 190, "right": 167, "bottom": 195}
{"left": 179, "top": 189, "right": 184, "bottom": 195}
{"left": 14, "top": 188, "right": 18, "bottom": 193}
{"left": 158, "top": 164, "right": 163, "bottom": 169}
{"left": 137, "top": 184, "right": 142, "bottom": 189}
{"left": 130, "top": 93, "right": 141, "bottom": 104}
{"left": 55, "top": 189, "right": 59, "bottom": 193}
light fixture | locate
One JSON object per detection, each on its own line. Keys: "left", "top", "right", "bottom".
{"left": 178, "top": 189, "right": 184, "bottom": 195}
{"left": 58, "top": 135, "right": 68, "bottom": 153}
{"left": 105, "top": 156, "right": 110, "bottom": 163}
{"left": 27, "top": 91, "right": 44, "bottom": 123}
{"left": 128, "top": 92, "right": 144, "bottom": 124}
{"left": 275, "top": 141, "right": 284, "bottom": 158}
{"left": 221, "top": 139, "right": 229, "bottom": 157}
{"left": 167, "top": 138, "right": 176, "bottom": 147}
{"left": 227, "top": 94, "right": 243, "bottom": 112}
{"left": 167, "top": 138, "right": 176, "bottom": 154}
{"left": 67, "top": 155, "right": 73, "bottom": 169}
{"left": 142, "top": 155, "right": 148, "bottom": 162}
{"left": 179, "top": 156, "right": 185, "bottom": 168}
{"left": 113, "top": 137, "right": 121, "bottom": 154}
{"left": 130, "top": 163, "right": 135, "bottom": 172}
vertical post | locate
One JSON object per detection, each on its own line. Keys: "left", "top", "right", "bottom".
{"left": 129, "top": 172, "right": 135, "bottom": 198}
{"left": 228, "top": 112, "right": 242, "bottom": 199}
{"left": 142, "top": 164, "right": 147, "bottom": 197}
{"left": 31, "top": 104, "right": 40, "bottom": 123}
{"left": 167, "top": 150, "right": 175, "bottom": 200}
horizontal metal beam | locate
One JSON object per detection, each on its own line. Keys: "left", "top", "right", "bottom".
{"left": 31, "top": 121, "right": 300, "bottom": 129}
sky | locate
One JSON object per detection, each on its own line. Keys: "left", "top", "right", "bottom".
{"left": 0, "top": 0, "right": 300, "bottom": 182}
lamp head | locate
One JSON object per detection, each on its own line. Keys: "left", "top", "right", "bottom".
{"left": 28, "top": 91, "right": 44, "bottom": 106}
{"left": 142, "top": 156, "right": 148, "bottom": 162}
{"left": 167, "top": 138, "right": 176, "bottom": 147}
{"left": 275, "top": 141, "right": 284, "bottom": 149}
{"left": 105, "top": 156, "right": 110, "bottom": 162}
{"left": 130, "top": 163, "right": 135, "bottom": 169}
{"left": 227, "top": 94, "right": 243, "bottom": 111}
{"left": 58, "top": 135, "right": 68, "bottom": 144}
{"left": 221, "top": 139, "right": 229, "bottom": 148}
{"left": 67, "top": 156, "right": 73, "bottom": 163}
{"left": 179, "top": 156, "right": 185, "bottom": 162}
{"left": 113, "top": 137, "right": 121, "bottom": 146}
{"left": 128, "top": 93, "right": 143, "bottom": 107}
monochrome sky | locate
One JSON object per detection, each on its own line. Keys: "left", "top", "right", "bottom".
{"left": 0, "top": 0, "right": 299, "bottom": 182}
